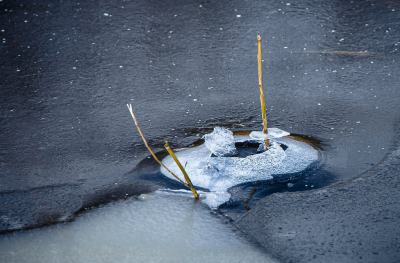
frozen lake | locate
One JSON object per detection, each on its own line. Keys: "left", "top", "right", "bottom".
{"left": 1, "top": 0, "right": 400, "bottom": 262}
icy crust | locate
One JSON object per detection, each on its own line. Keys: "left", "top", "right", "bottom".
{"left": 203, "top": 127, "right": 238, "bottom": 157}
{"left": 249, "top": 128, "right": 290, "bottom": 140}
{"left": 161, "top": 133, "right": 319, "bottom": 209}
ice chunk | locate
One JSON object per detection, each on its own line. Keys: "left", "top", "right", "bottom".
{"left": 201, "top": 191, "right": 231, "bottom": 209}
{"left": 249, "top": 128, "right": 290, "bottom": 140}
{"left": 161, "top": 134, "right": 319, "bottom": 209}
{"left": 202, "top": 127, "right": 238, "bottom": 157}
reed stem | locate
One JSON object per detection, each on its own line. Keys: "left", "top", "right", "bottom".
{"left": 165, "top": 141, "right": 199, "bottom": 200}
{"left": 127, "top": 104, "right": 189, "bottom": 188}
{"left": 257, "top": 34, "right": 269, "bottom": 149}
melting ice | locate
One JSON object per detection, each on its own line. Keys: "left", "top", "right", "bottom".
{"left": 161, "top": 127, "right": 319, "bottom": 208}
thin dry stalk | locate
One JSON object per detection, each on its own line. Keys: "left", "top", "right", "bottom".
{"left": 257, "top": 34, "right": 269, "bottom": 148}
{"left": 164, "top": 141, "right": 199, "bottom": 200}
{"left": 126, "top": 104, "right": 189, "bottom": 188}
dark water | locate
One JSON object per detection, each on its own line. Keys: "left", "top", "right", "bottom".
{"left": 1, "top": 0, "right": 400, "bottom": 230}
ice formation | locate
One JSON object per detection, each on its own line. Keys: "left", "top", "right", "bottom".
{"left": 249, "top": 128, "right": 290, "bottom": 140}
{"left": 161, "top": 127, "right": 319, "bottom": 208}
{"left": 203, "top": 127, "right": 238, "bottom": 157}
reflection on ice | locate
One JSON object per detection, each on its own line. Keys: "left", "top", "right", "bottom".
{"left": 161, "top": 127, "right": 319, "bottom": 208}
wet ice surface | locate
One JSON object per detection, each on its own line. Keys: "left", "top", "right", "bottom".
{"left": 1, "top": 0, "right": 399, "bottom": 195}
{"left": 161, "top": 128, "right": 319, "bottom": 208}
{"left": 0, "top": 190, "right": 275, "bottom": 263}
{"left": 1, "top": 0, "right": 400, "bottom": 238}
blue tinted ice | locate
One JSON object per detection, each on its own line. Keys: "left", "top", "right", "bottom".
{"left": 161, "top": 127, "right": 319, "bottom": 208}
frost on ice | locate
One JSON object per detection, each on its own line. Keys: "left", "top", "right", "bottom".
{"left": 161, "top": 127, "right": 319, "bottom": 209}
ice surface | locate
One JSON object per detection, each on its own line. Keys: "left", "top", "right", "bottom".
{"left": 202, "top": 127, "right": 238, "bottom": 157}
{"left": 0, "top": 191, "right": 275, "bottom": 263}
{"left": 249, "top": 128, "right": 290, "bottom": 140}
{"left": 161, "top": 128, "right": 319, "bottom": 208}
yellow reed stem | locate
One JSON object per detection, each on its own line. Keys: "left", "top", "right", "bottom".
{"left": 164, "top": 141, "right": 199, "bottom": 200}
{"left": 126, "top": 104, "right": 189, "bottom": 188}
{"left": 257, "top": 34, "right": 269, "bottom": 149}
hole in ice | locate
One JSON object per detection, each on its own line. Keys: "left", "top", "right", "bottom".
{"left": 211, "top": 141, "right": 288, "bottom": 158}
{"left": 161, "top": 127, "right": 320, "bottom": 209}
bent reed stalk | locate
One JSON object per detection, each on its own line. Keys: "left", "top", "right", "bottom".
{"left": 126, "top": 104, "right": 189, "bottom": 188}
{"left": 164, "top": 141, "right": 199, "bottom": 200}
{"left": 257, "top": 34, "right": 270, "bottom": 149}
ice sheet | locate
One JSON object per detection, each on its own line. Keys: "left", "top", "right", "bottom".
{"left": 0, "top": 190, "right": 275, "bottom": 263}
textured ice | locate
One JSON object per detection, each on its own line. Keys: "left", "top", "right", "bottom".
{"left": 249, "top": 128, "right": 290, "bottom": 140}
{"left": 203, "top": 127, "right": 238, "bottom": 157}
{"left": 0, "top": 190, "right": 274, "bottom": 263}
{"left": 161, "top": 127, "right": 319, "bottom": 208}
